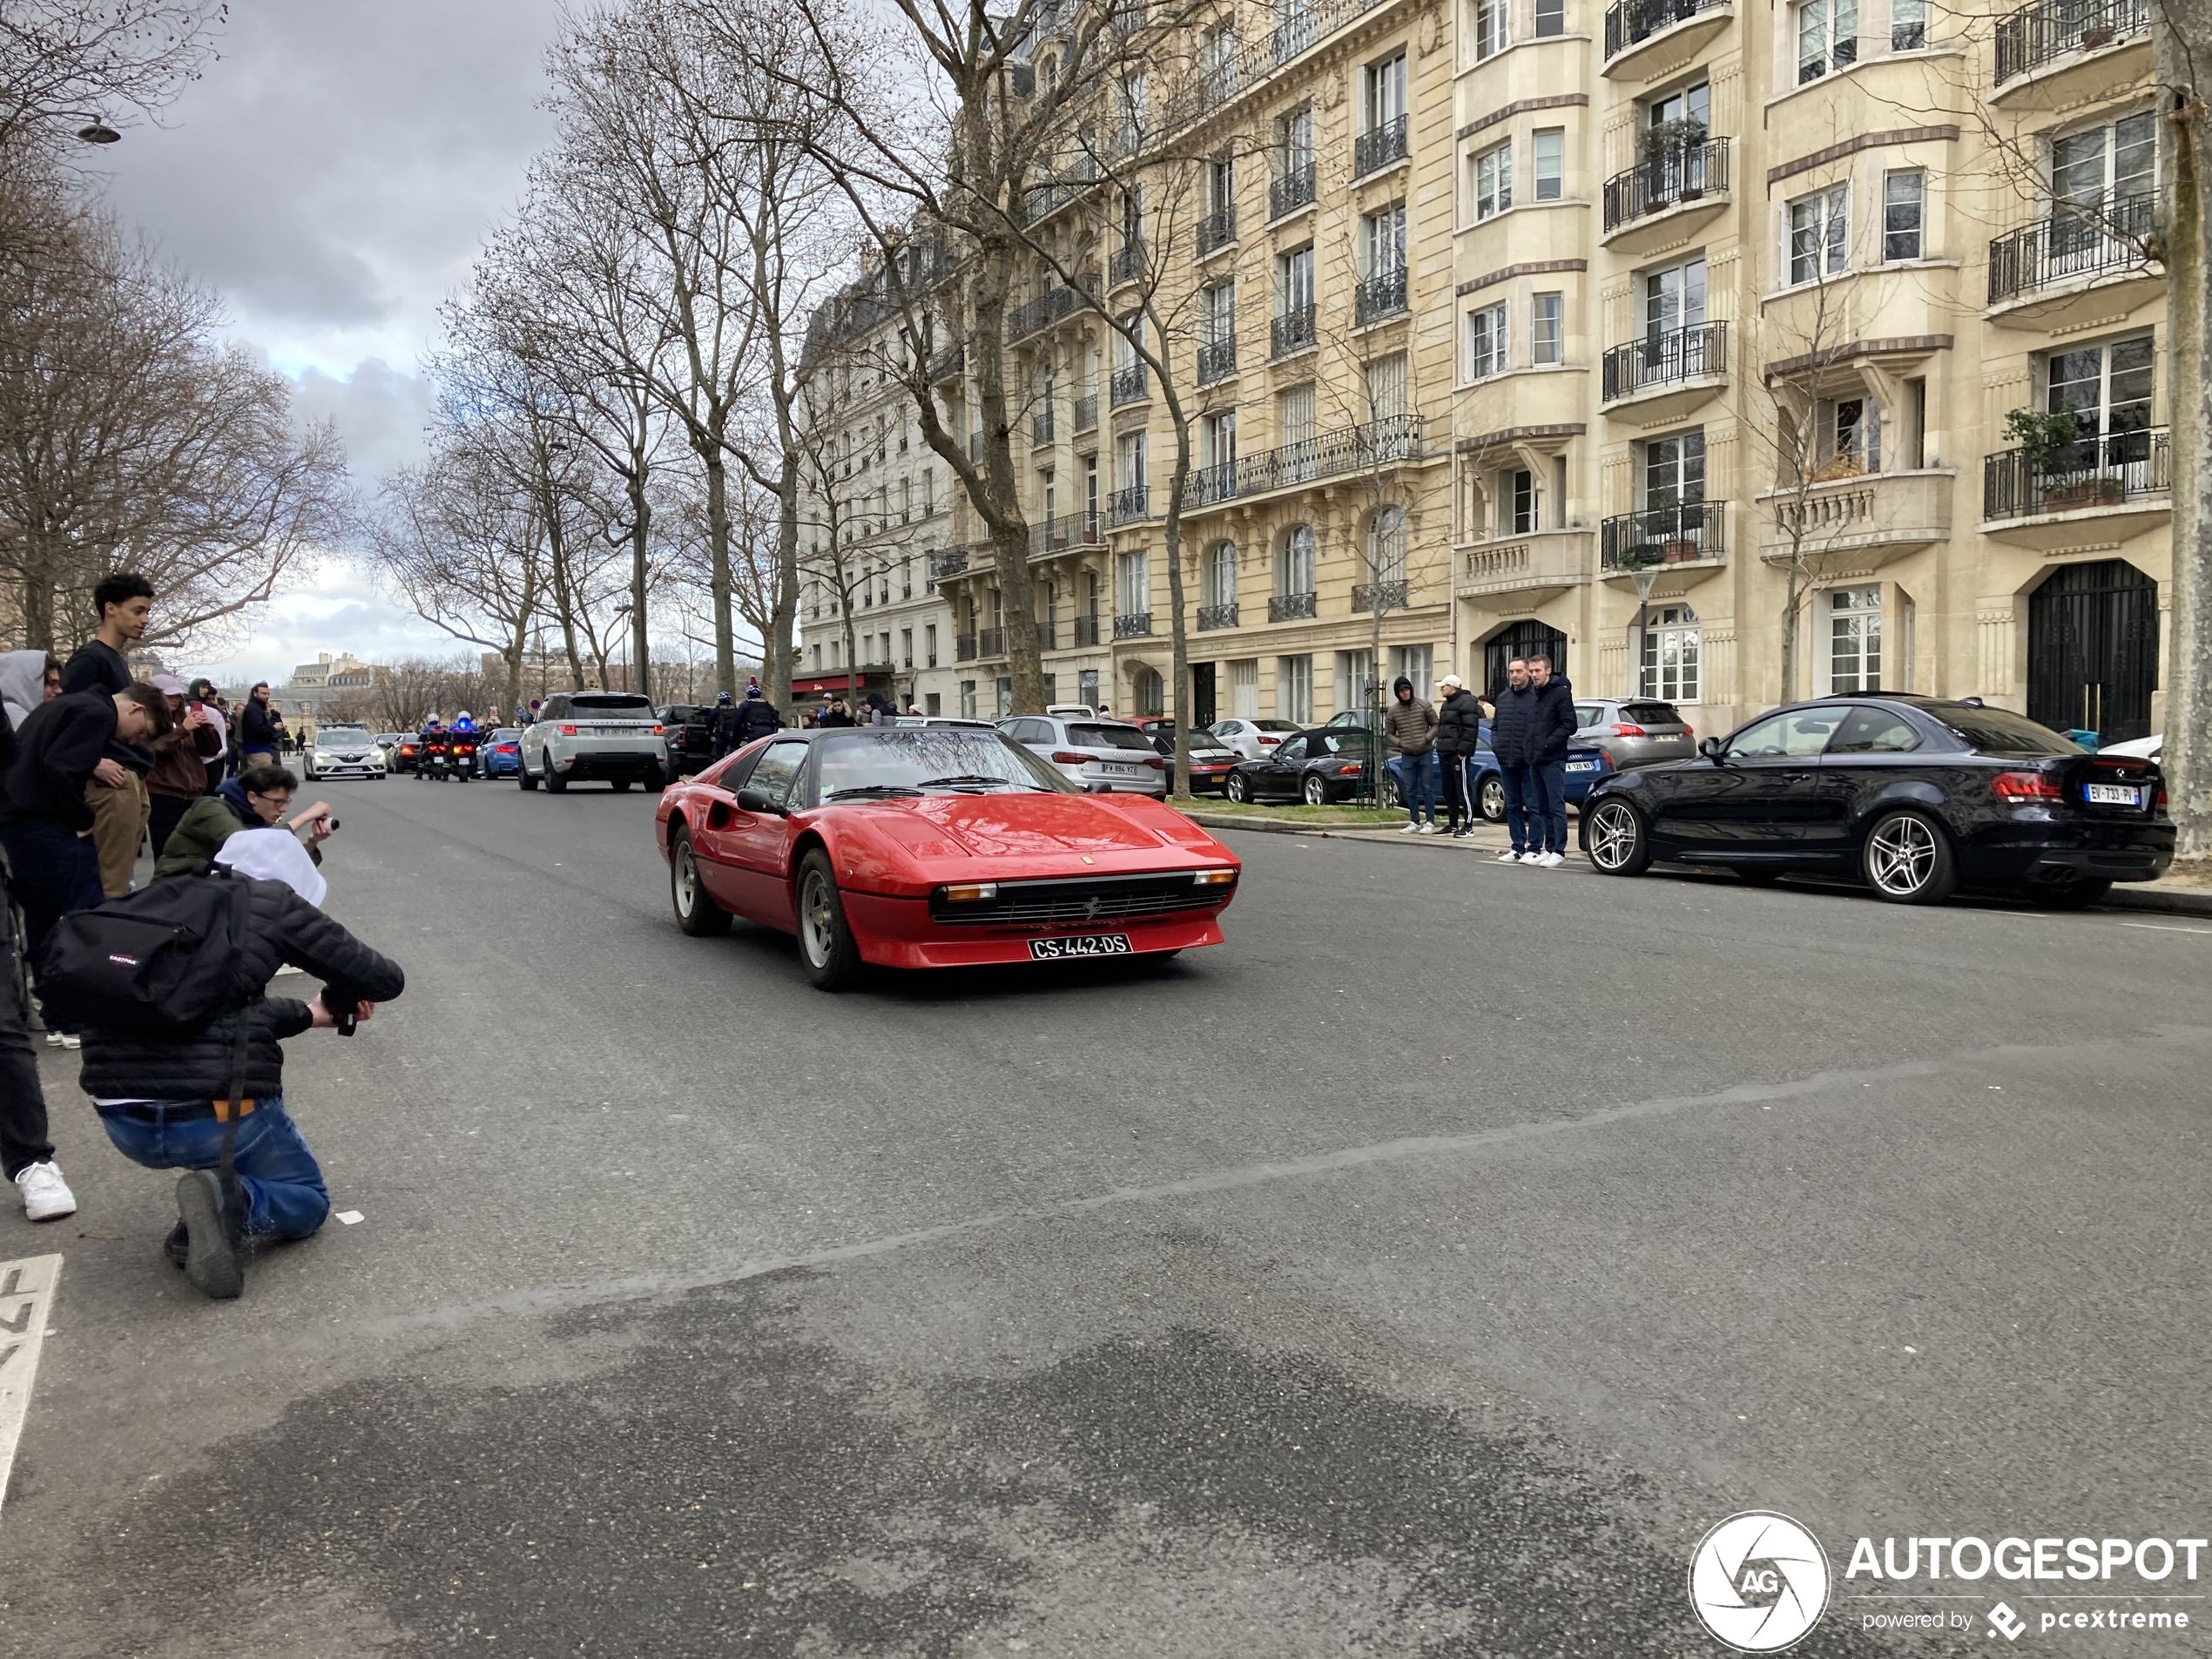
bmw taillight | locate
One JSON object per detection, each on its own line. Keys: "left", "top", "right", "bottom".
{"left": 1992, "top": 770, "right": 2063, "bottom": 803}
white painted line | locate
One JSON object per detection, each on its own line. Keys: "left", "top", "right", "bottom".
{"left": 0, "top": 1253, "right": 63, "bottom": 1516}
{"left": 2118, "top": 921, "right": 2212, "bottom": 936}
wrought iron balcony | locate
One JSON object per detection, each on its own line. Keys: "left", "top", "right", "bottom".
{"left": 1109, "top": 363, "right": 1149, "bottom": 406}
{"left": 977, "top": 626, "right": 1006, "bottom": 658}
{"left": 1197, "top": 207, "right": 1236, "bottom": 258}
{"left": 1601, "top": 321, "right": 1728, "bottom": 401}
{"left": 1602, "top": 138, "right": 1730, "bottom": 233}
{"left": 1268, "top": 590, "right": 1318, "bottom": 622}
{"left": 1353, "top": 114, "right": 1409, "bottom": 178}
{"left": 1995, "top": 0, "right": 2148, "bottom": 82}
{"left": 1114, "top": 611, "right": 1155, "bottom": 638}
{"left": 1604, "top": 0, "right": 1729, "bottom": 57}
{"left": 933, "top": 550, "right": 970, "bottom": 578}
{"left": 1192, "top": 461, "right": 1238, "bottom": 506}
{"left": 1074, "top": 394, "right": 1098, "bottom": 433}
{"left": 1029, "top": 512, "right": 1105, "bottom": 553}
{"left": 1109, "top": 242, "right": 1146, "bottom": 288}
{"left": 1352, "top": 579, "right": 1411, "bottom": 611}
{"left": 1984, "top": 425, "right": 2169, "bottom": 520}
{"left": 928, "top": 343, "right": 966, "bottom": 381}
{"left": 1271, "top": 303, "right": 1318, "bottom": 358}
{"left": 1600, "top": 501, "right": 1726, "bottom": 568}
{"left": 1033, "top": 409, "right": 1054, "bottom": 445}
{"left": 1008, "top": 285, "right": 1082, "bottom": 340}
{"left": 1197, "top": 602, "right": 1240, "bottom": 630}
{"left": 1354, "top": 266, "right": 1408, "bottom": 326}
{"left": 1109, "top": 483, "right": 1151, "bottom": 524}
{"left": 1039, "top": 618, "right": 1058, "bottom": 650}
{"left": 1197, "top": 338, "right": 1237, "bottom": 383}
{"left": 1987, "top": 193, "right": 2158, "bottom": 303}
{"left": 954, "top": 632, "right": 979, "bottom": 661}
{"left": 1221, "top": 415, "right": 1421, "bottom": 502}
{"left": 1074, "top": 615, "right": 1103, "bottom": 645}
{"left": 1271, "top": 163, "right": 1317, "bottom": 219}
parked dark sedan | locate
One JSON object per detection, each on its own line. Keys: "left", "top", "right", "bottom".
{"left": 1224, "top": 727, "right": 1384, "bottom": 805}
{"left": 1137, "top": 719, "right": 1239, "bottom": 795}
{"left": 1578, "top": 694, "right": 2173, "bottom": 905}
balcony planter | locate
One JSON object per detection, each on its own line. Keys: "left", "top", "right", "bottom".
{"left": 2045, "top": 478, "right": 2127, "bottom": 509}
{"left": 2080, "top": 22, "right": 2115, "bottom": 46}
{"left": 1621, "top": 543, "right": 1664, "bottom": 570}
{"left": 1662, "top": 539, "right": 1700, "bottom": 563}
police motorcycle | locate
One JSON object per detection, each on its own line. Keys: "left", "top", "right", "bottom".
{"left": 447, "top": 711, "right": 482, "bottom": 780}
{"left": 416, "top": 716, "right": 453, "bottom": 780}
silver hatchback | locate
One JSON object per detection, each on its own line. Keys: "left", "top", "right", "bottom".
{"left": 998, "top": 714, "right": 1168, "bottom": 796}
{"left": 1571, "top": 698, "right": 1697, "bottom": 768}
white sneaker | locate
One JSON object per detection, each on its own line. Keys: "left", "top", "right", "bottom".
{"left": 1497, "top": 849, "right": 1524, "bottom": 863}
{"left": 44, "top": 1030, "right": 62, "bottom": 1047}
{"left": 1399, "top": 822, "right": 1421, "bottom": 833}
{"left": 15, "top": 1161, "right": 76, "bottom": 1222}
{"left": 59, "top": 1033, "right": 79, "bottom": 1049}
{"left": 1536, "top": 851, "right": 1566, "bottom": 867}
{"left": 1418, "top": 822, "right": 1439, "bottom": 834}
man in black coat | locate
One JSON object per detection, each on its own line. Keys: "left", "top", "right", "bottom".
{"left": 81, "top": 829, "right": 406, "bottom": 1298}
{"left": 62, "top": 572, "right": 158, "bottom": 897}
{"left": 1524, "top": 654, "right": 1580, "bottom": 865}
{"left": 1486, "top": 658, "right": 1539, "bottom": 862}
{"left": 1433, "top": 675, "right": 1486, "bottom": 838}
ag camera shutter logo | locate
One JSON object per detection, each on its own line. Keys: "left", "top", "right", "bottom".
{"left": 1689, "top": 1511, "right": 1831, "bottom": 1651}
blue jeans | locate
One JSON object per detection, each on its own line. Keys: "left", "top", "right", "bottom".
{"left": 2, "top": 819, "right": 104, "bottom": 1034}
{"left": 1497, "top": 764, "right": 1537, "bottom": 853}
{"left": 95, "top": 1096, "right": 329, "bottom": 1240}
{"left": 1531, "top": 759, "right": 1569, "bottom": 853}
{"left": 1389, "top": 751, "right": 1438, "bottom": 822}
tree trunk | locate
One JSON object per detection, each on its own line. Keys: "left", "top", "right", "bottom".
{"left": 630, "top": 471, "right": 652, "bottom": 706}
{"left": 770, "top": 451, "right": 800, "bottom": 711}
{"left": 703, "top": 444, "right": 738, "bottom": 697}
{"left": 2159, "top": 32, "right": 2210, "bottom": 858}
{"left": 1779, "top": 557, "right": 1804, "bottom": 705}
{"left": 970, "top": 232, "right": 1045, "bottom": 714}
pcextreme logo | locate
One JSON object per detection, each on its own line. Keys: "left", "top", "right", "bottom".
{"left": 1689, "top": 1511, "right": 1832, "bottom": 1652}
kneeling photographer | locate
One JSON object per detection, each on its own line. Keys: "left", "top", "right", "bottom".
{"left": 154, "top": 761, "right": 334, "bottom": 880}
{"left": 67, "top": 827, "right": 403, "bottom": 1299}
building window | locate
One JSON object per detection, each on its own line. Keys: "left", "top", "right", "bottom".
{"left": 1368, "top": 504, "right": 1406, "bottom": 583}
{"left": 1532, "top": 291, "right": 1564, "bottom": 364}
{"left": 1231, "top": 658, "right": 1258, "bottom": 718}
{"left": 1534, "top": 129, "right": 1563, "bottom": 200}
{"left": 1829, "top": 587, "right": 1881, "bottom": 692}
{"left": 1204, "top": 540, "right": 1239, "bottom": 607}
{"left": 1470, "top": 141, "right": 1512, "bottom": 220}
{"left": 1796, "top": 0, "right": 1858, "bottom": 83}
{"left": 925, "top": 692, "right": 941, "bottom": 716}
{"left": 1882, "top": 170, "right": 1924, "bottom": 260}
{"left": 1278, "top": 654, "right": 1313, "bottom": 723}
{"left": 926, "top": 624, "right": 939, "bottom": 667}
{"left": 1361, "top": 202, "right": 1406, "bottom": 277}
{"left": 1276, "top": 243, "right": 1315, "bottom": 314}
{"left": 1789, "top": 185, "right": 1849, "bottom": 284}
{"left": 1471, "top": 0, "right": 1509, "bottom": 59}
{"left": 2052, "top": 111, "right": 2157, "bottom": 242}
{"left": 1078, "top": 668, "right": 1100, "bottom": 709}
{"left": 1641, "top": 605, "right": 1701, "bottom": 701}
{"left": 1115, "top": 548, "right": 1150, "bottom": 616}
{"left": 1890, "top": 0, "right": 1925, "bottom": 49}
{"left": 2046, "top": 334, "right": 2155, "bottom": 449}
{"left": 1824, "top": 395, "right": 1881, "bottom": 470}
{"left": 960, "top": 679, "right": 978, "bottom": 718}
{"left": 1278, "top": 523, "right": 1318, "bottom": 597}
{"left": 1366, "top": 351, "right": 1407, "bottom": 425}
{"left": 1643, "top": 428, "right": 1706, "bottom": 506}
{"left": 1134, "top": 665, "right": 1165, "bottom": 715}
{"left": 900, "top": 628, "right": 914, "bottom": 669}
{"left": 1364, "top": 51, "right": 1407, "bottom": 133}
{"left": 1510, "top": 469, "right": 1537, "bottom": 532}
{"left": 1534, "top": 0, "right": 1565, "bottom": 34}
{"left": 1466, "top": 302, "right": 1507, "bottom": 380}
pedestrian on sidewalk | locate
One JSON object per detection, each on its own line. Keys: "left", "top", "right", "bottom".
{"left": 188, "top": 680, "right": 228, "bottom": 793}
{"left": 61, "top": 572, "right": 158, "bottom": 897}
{"left": 1525, "top": 655, "right": 1578, "bottom": 867}
{"left": 1487, "top": 658, "right": 1538, "bottom": 863}
{"left": 1383, "top": 676, "right": 1439, "bottom": 833}
{"left": 239, "top": 682, "right": 281, "bottom": 765}
{"left": 145, "top": 675, "right": 223, "bottom": 859}
{"left": 1433, "top": 674, "right": 1484, "bottom": 838}
{"left": 0, "top": 682, "right": 172, "bottom": 1049}
{"left": 81, "top": 827, "right": 405, "bottom": 1298}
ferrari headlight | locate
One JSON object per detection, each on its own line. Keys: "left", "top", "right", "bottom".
{"left": 1192, "top": 868, "right": 1237, "bottom": 886}
{"left": 940, "top": 883, "right": 998, "bottom": 902}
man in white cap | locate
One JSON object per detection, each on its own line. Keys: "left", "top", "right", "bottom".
{"left": 78, "top": 826, "right": 404, "bottom": 1298}
{"left": 1433, "top": 674, "right": 1486, "bottom": 838}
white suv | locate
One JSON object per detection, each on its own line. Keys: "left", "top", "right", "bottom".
{"left": 997, "top": 715, "right": 1168, "bottom": 796}
{"left": 519, "top": 693, "right": 668, "bottom": 793}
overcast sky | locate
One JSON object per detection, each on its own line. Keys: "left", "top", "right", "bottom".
{"left": 93, "top": 0, "right": 566, "bottom": 685}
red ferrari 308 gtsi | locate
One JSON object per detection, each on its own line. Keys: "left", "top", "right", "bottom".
{"left": 653, "top": 725, "right": 1243, "bottom": 988}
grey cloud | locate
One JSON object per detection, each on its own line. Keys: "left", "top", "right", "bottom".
{"left": 287, "top": 357, "right": 435, "bottom": 484}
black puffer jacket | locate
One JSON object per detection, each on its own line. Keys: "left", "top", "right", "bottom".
{"left": 1488, "top": 682, "right": 1536, "bottom": 767}
{"left": 79, "top": 876, "right": 406, "bottom": 1102}
{"left": 1433, "top": 688, "right": 1486, "bottom": 758}
{"left": 1527, "top": 675, "right": 1579, "bottom": 767}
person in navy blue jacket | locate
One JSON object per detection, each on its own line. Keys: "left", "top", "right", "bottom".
{"left": 1523, "top": 655, "right": 1580, "bottom": 865}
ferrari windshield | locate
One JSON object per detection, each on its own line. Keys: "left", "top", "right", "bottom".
{"left": 814, "top": 730, "right": 1078, "bottom": 798}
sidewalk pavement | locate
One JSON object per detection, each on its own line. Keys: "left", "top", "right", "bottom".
{"left": 1184, "top": 811, "right": 2212, "bottom": 918}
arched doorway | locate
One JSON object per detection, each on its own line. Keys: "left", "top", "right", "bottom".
{"left": 2027, "top": 559, "right": 2158, "bottom": 743}
{"left": 1483, "top": 622, "right": 1568, "bottom": 698}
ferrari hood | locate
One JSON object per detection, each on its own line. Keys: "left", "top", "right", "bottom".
{"left": 883, "top": 792, "right": 1180, "bottom": 858}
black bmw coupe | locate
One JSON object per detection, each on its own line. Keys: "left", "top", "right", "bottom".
{"left": 1577, "top": 694, "right": 2171, "bottom": 906}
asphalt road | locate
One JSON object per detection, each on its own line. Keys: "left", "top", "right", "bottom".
{"left": 3, "top": 772, "right": 2209, "bottom": 1658}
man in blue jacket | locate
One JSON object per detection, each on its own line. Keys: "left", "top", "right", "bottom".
{"left": 1487, "top": 658, "right": 1538, "bottom": 862}
{"left": 1524, "top": 655, "right": 1580, "bottom": 867}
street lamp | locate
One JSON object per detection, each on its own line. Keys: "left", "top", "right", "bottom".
{"left": 1630, "top": 565, "right": 1660, "bottom": 698}
{"left": 77, "top": 120, "right": 121, "bottom": 145}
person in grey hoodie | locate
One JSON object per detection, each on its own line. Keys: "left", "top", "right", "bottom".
{"left": 1382, "top": 676, "right": 1440, "bottom": 832}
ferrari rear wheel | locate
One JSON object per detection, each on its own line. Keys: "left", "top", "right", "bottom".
{"left": 671, "top": 826, "right": 732, "bottom": 937}
{"left": 796, "top": 848, "right": 863, "bottom": 991}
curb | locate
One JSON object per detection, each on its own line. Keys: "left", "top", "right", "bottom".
{"left": 1190, "top": 814, "right": 2212, "bottom": 913}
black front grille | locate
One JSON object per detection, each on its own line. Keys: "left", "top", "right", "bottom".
{"left": 931, "top": 872, "right": 1231, "bottom": 927}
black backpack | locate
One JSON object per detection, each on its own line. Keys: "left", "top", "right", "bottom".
{"left": 37, "top": 871, "right": 253, "bottom": 1038}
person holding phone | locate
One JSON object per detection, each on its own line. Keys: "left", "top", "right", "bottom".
{"left": 145, "top": 674, "right": 223, "bottom": 859}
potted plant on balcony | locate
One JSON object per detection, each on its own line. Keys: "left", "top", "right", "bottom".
{"left": 2005, "top": 406, "right": 2116, "bottom": 509}
{"left": 1641, "top": 118, "right": 1708, "bottom": 203}
{"left": 1661, "top": 538, "right": 1701, "bottom": 562}
{"left": 1619, "top": 543, "right": 1664, "bottom": 570}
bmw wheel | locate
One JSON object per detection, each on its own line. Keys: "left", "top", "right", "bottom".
{"left": 1584, "top": 798, "right": 1651, "bottom": 876}
{"left": 1301, "top": 774, "right": 1328, "bottom": 806}
{"left": 670, "top": 826, "right": 732, "bottom": 937}
{"left": 795, "top": 848, "right": 863, "bottom": 990}
{"left": 1862, "top": 809, "right": 1956, "bottom": 904}
{"left": 1224, "top": 772, "right": 1251, "bottom": 805}
{"left": 1479, "top": 774, "right": 1507, "bottom": 823}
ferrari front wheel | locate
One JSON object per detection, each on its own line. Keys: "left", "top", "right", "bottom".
{"left": 795, "top": 849, "right": 863, "bottom": 991}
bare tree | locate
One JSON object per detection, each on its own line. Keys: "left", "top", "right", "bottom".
{"left": 0, "top": 0, "right": 225, "bottom": 152}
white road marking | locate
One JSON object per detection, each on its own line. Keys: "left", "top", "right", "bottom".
{"left": 0, "top": 1253, "right": 62, "bottom": 1515}
{"left": 2118, "top": 921, "right": 2212, "bottom": 936}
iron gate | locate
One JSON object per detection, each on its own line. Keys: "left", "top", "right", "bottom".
{"left": 2027, "top": 558, "right": 2158, "bottom": 744}
{"left": 1483, "top": 623, "right": 1568, "bottom": 698}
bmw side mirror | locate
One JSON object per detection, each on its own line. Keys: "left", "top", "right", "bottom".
{"left": 736, "top": 786, "right": 779, "bottom": 814}
{"left": 1699, "top": 737, "right": 1726, "bottom": 762}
